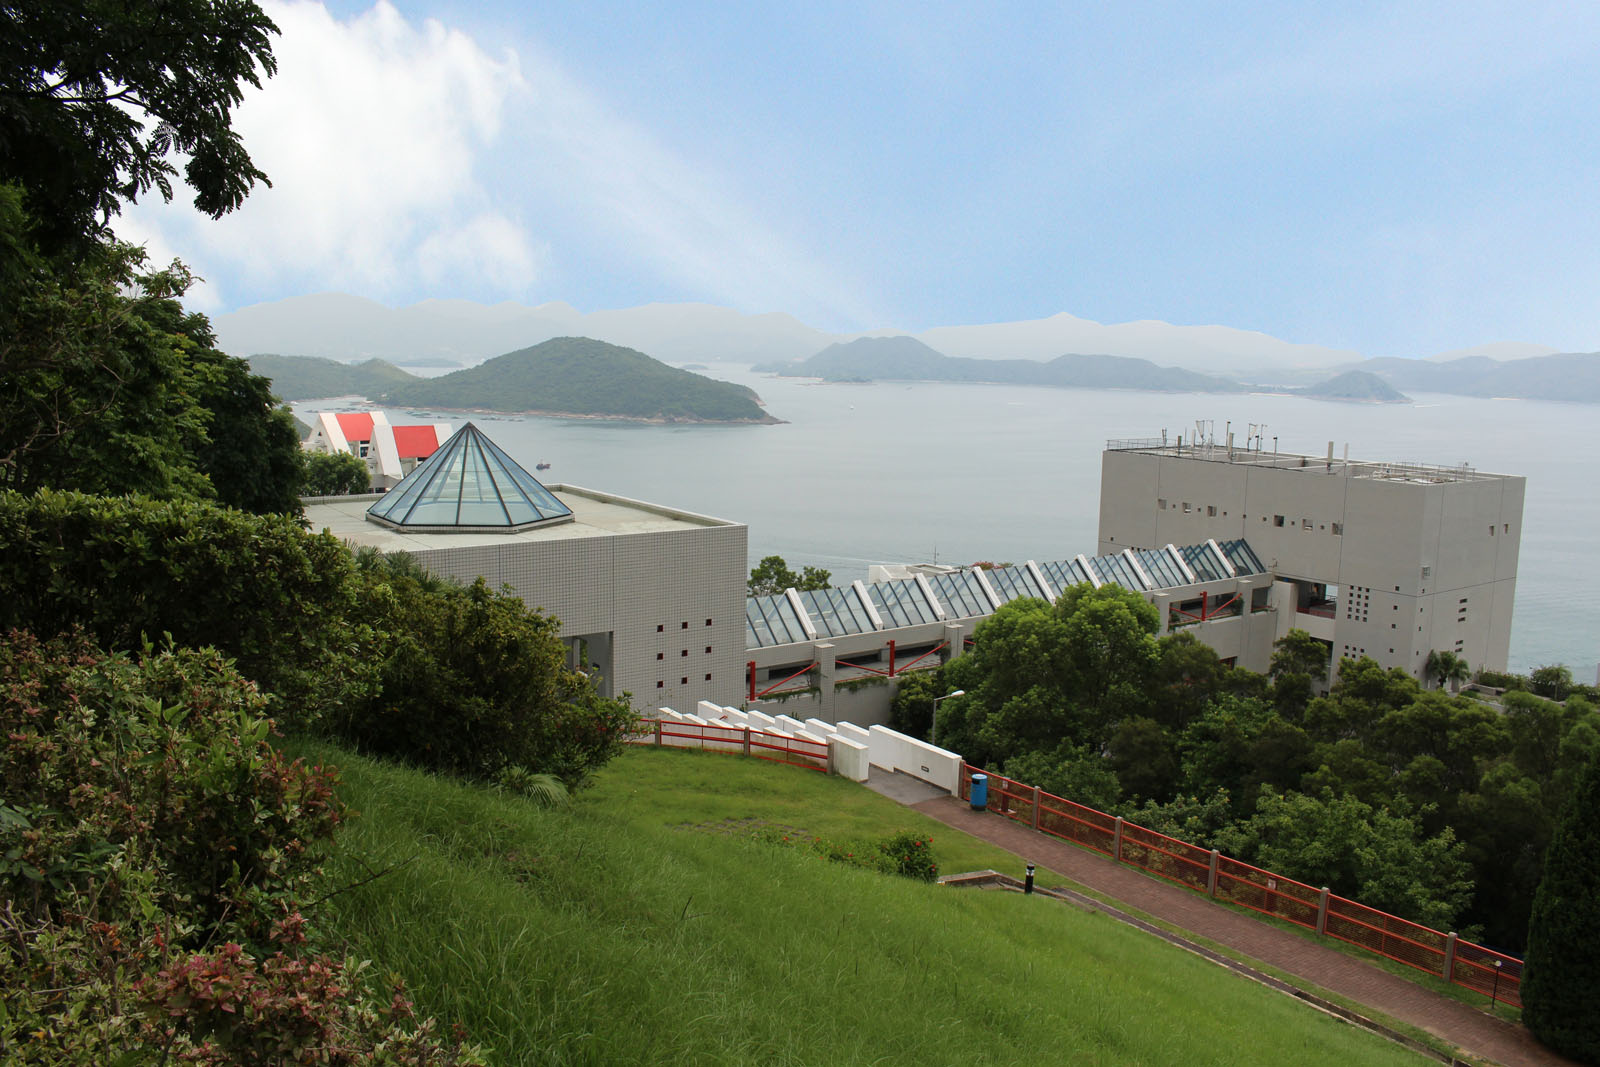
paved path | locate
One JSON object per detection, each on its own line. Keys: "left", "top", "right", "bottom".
{"left": 903, "top": 789, "right": 1571, "bottom": 1067}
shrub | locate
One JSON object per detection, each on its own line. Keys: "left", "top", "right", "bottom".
{"left": 338, "top": 567, "right": 637, "bottom": 788}
{"left": 877, "top": 831, "right": 939, "bottom": 881}
{"left": 0, "top": 631, "right": 483, "bottom": 1064}
{"left": 0, "top": 489, "right": 373, "bottom": 730}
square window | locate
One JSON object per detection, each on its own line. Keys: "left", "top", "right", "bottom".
{"left": 681, "top": 649, "right": 688, "bottom": 657}
{"left": 1207, "top": 505, "right": 1217, "bottom": 517}
{"left": 706, "top": 618, "right": 713, "bottom": 626}
{"left": 656, "top": 681, "right": 664, "bottom": 689}
{"left": 1302, "top": 519, "right": 1312, "bottom": 530}
{"left": 1158, "top": 498, "right": 1167, "bottom": 510}
{"left": 1273, "top": 515, "right": 1285, "bottom": 527}
{"left": 656, "top": 624, "right": 664, "bottom": 633}
{"left": 680, "top": 677, "right": 688, "bottom": 685}
{"left": 704, "top": 646, "right": 712, "bottom": 654}
{"left": 1332, "top": 522, "right": 1343, "bottom": 535}
{"left": 681, "top": 621, "right": 689, "bottom": 629}
{"left": 1182, "top": 502, "right": 1191, "bottom": 513}
{"left": 704, "top": 673, "right": 712, "bottom": 682}
{"left": 656, "top": 653, "right": 664, "bottom": 660}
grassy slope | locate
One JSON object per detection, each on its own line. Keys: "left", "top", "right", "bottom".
{"left": 304, "top": 743, "right": 1425, "bottom": 1066}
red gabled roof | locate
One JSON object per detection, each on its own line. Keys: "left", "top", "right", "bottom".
{"left": 335, "top": 413, "right": 375, "bottom": 442}
{"left": 392, "top": 424, "right": 442, "bottom": 460}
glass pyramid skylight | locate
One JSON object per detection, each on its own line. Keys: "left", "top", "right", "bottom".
{"left": 365, "top": 422, "right": 574, "bottom": 532}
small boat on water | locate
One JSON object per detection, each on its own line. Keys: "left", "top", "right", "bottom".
{"left": 536, "top": 462, "right": 551, "bottom": 470}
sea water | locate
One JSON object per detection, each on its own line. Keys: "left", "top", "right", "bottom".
{"left": 295, "top": 364, "right": 1598, "bottom": 676}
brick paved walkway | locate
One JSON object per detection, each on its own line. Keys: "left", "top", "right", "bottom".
{"left": 911, "top": 794, "right": 1572, "bottom": 1067}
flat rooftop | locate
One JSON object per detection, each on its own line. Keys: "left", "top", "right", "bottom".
{"left": 1105, "top": 438, "right": 1515, "bottom": 484}
{"left": 304, "top": 483, "right": 741, "bottom": 553}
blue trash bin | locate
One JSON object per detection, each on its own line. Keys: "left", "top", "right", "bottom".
{"left": 970, "top": 773, "right": 988, "bottom": 810}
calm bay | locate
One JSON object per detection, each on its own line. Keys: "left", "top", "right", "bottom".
{"left": 296, "top": 363, "right": 1598, "bottom": 676}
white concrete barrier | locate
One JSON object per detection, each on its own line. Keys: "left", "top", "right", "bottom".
{"left": 867, "top": 725, "right": 961, "bottom": 793}
{"left": 835, "top": 721, "right": 873, "bottom": 747}
{"left": 745, "top": 708, "right": 779, "bottom": 731}
{"left": 828, "top": 736, "right": 870, "bottom": 781}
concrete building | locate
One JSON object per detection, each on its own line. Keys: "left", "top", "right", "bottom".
{"left": 303, "top": 412, "right": 453, "bottom": 490}
{"left": 742, "top": 540, "right": 1284, "bottom": 724}
{"left": 303, "top": 423, "right": 747, "bottom": 710}
{"left": 1097, "top": 430, "right": 1524, "bottom": 681}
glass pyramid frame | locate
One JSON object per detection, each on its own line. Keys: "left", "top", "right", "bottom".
{"left": 365, "top": 422, "right": 574, "bottom": 532}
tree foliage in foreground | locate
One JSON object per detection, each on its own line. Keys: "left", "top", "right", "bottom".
{"left": 1522, "top": 755, "right": 1600, "bottom": 1062}
{"left": 0, "top": 0, "right": 278, "bottom": 253}
{"left": 0, "top": 189, "right": 303, "bottom": 511}
{"left": 0, "top": 632, "right": 484, "bottom": 1064}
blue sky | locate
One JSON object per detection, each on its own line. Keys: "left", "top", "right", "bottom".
{"left": 121, "top": 1, "right": 1600, "bottom": 357}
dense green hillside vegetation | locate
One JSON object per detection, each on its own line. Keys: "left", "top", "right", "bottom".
{"left": 911, "top": 587, "right": 1600, "bottom": 950}
{"left": 247, "top": 351, "right": 420, "bottom": 400}
{"left": 380, "top": 336, "right": 775, "bottom": 422}
{"left": 760, "top": 335, "right": 1243, "bottom": 393}
{"left": 308, "top": 743, "right": 1427, "bottom": 1067}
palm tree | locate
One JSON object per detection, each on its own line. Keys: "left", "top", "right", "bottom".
{"left": 1425, "top": 650, "right": 1471, "bottom": 692}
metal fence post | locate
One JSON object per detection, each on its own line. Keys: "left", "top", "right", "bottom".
{"left": 1032, "top": 786, "right": 1042, "bottom": 830}
{"left": 1443, "top": 932, "right": 1458, "bottom": 982}
{"left": 1113, "top": 816, "right": 1124, "bottom": 863}
{"left": 654, "top": 719, "right": 663, "bottom": 746}
{"left": 1207, "top": 849, "right": 1220, "bottom": 897}
{"left": 1316, "top": 887, "right": 1331, "bottom": 936}
{"left": 742, "top": 727, "right": 752, "bottom": 757}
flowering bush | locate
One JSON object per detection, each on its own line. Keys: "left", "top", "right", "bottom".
{"left": 876, "top": 831, "right": 939, "bottom": 882}
{"left": 0, "top": 631, "right": 484, "bottom": 1064}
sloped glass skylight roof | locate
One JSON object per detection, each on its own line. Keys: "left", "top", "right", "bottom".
{"left": 366, "top": 422, "right": 574, "bottom": 532}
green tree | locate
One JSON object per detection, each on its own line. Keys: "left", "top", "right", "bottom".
{"left": 1215, "top": 789, "right": 1474, "bottom": 931}
{"left": 748, "top": 554, "right": 831, "bottom": 596}
{"left": 302, "top": 449, "right": 371, "bottom": 496}
{"left": 1001, "top": 745, "right": 1121, "bottom": 812}
{"left": 1106, "top": 716, "right": 1178, "bottom": 803}
{"left": 1270, "top": 627, "right": 1330, "bottom": 683}
{"left": 1424, "top": 649, "right": 1472, "bottom": 691}
{"left": 0, "top": 202, "right": 300, "bottom": 511}
{"left": 1522, "top": 756, "right": 1600, "bottom": 1061}
{"left": 1530, "top": 664, "right": 1574, "bottom": 702}
{"left": 0, "top": 0, "right": 278, "bottom": 253}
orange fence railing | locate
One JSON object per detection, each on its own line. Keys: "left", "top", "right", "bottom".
{"left": 629, "top": 717, "right": 830, "bottom": 773}
{"left": 958, "top": 763, "right": 1522, "bottom": 1007}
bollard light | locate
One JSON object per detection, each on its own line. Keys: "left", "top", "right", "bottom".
{"left": 1024, "top": 862, "right": 1036, "bottom": 895}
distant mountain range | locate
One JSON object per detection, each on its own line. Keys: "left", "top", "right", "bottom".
{"left": 214, "top": 292, "right": 1372, "bottom": 376}
{"left": 221, "top": 291, "right": 1597, "bottom": 404}
{"left": 251, "top": 339, "right": 773, "bottom": 423}
{"left": 1342, "top": 353, "right": 1600, "bottom": 402}
{"left": 755, "top": 337, "right": 1410, "bottom": 402}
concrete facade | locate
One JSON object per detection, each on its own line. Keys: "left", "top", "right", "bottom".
{"left": 1097, "top": 435, "right": 1524, "bottom": 680}
{"left": 303, "top": 485, "right": 747, "bottom": 712}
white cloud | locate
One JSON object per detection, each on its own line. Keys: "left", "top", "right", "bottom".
{"left": 120, "top": 0, "right": 534, "bottom": 305}
{"left": 118, "top": 1, "right": 879, "bottom": 327}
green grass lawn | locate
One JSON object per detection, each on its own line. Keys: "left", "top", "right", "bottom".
{"left": 301, "top": 743, "right": 1430, "bottom": 1066}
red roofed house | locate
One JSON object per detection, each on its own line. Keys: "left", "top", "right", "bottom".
{"left": 303, "top": 412, "right": 452, "bottom": 491}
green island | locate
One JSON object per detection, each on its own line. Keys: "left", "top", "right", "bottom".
{"left": 248, "top": 351, "right": 420, "bottom": 400}
{"left": 378, "top": 336, "right": 777, "bottom": 423}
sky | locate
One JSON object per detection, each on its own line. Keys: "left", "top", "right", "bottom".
{"left": 117, "top": 0, "right": 1600, "bottom": 358}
